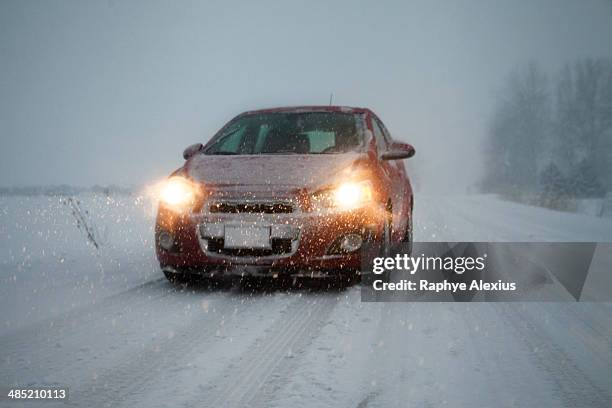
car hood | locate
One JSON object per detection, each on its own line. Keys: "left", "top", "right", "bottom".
{"left": 185, "top": 152, "right": 366, "bottom": 191}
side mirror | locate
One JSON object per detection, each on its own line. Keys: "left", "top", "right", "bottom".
{"left": 381, "top": 142, "right": 415, "bottom": 160}
{"left": 183, "top": 143, "right": 204, "bottom": 160}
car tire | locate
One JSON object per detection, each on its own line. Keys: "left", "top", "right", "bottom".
{"left": 163, "top": 269, "right": 190, "bottom": 285}
{"left": 401, "top": 216, "right": 413, "bottom": 256}
{"left": 379, "top": 209, "right": 393, "bottom": 281}
{"left": 358, "top": 206, "right": 392, "bottom": 285}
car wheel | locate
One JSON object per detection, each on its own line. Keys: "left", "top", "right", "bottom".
{"left": 401, "top": 216, "right": 413, "bottom": 256}
{"left": 163, "top": 269, "right": 190, "bottom": 285}
{"left": 359, "top": 207, "right": 392, "bottom": 285}
{"left": 379, "top": 210, "right": 393, "bottom": 281}
{"left": 381, "top": 209, "right": 392, "bottom": 257}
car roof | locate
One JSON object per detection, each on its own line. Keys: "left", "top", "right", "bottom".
{"left": 238, "top": 105, "right": 373, "bottom": 116}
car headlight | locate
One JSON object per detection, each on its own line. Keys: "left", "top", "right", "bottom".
{"left": 159, "top": 177, "right": 199, "bottom": 211}
{"left": 312, "top": 180, "right": 374, "bottom": 211}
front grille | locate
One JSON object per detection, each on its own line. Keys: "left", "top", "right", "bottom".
{"left": 209, "top": 201, "right": 294, "bottom": 214}
{"left": 206, "top": 237, "right": 293, "bottom": 257}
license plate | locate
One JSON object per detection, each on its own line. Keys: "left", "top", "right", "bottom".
{"left": 224, "top": 225, "right": 271, "bottom": 249}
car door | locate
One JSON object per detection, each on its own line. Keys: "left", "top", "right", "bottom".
{"left": 371, "top": 116, "right": 407, "bottom": 241}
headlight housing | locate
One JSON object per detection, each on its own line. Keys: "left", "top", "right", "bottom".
{"left": 159, "top": 177, "right": 200, "bottom": 211}
{"left": 311, "top": 180, "right": 374, "bottom": 211}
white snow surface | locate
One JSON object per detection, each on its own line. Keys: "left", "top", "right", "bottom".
{"left": 1, "top": 193, "right": 611, "bottom": 407}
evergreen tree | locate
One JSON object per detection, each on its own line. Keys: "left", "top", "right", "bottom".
{"left": 539, "top": 162, "right": 569, "bottom": 209}
{"left": 568, "top": 160, "right": 605, "bottom": 198}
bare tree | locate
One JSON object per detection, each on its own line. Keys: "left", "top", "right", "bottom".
{"left": 482, "top": 62, "right": 550, "bottom": 197}
{"left": 554, "top": 58, "right": 612, "bottom": 194}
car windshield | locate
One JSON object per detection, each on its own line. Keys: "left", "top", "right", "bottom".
{"left": 204, "top": 112, "right": 364, "bottom": 155}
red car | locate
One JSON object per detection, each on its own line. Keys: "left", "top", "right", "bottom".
{"left": 155, "top": 106, "right": 414, "bottom": 283}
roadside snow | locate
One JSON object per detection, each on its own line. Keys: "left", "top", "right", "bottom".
{"left": 414, "top": 194, "right": 612, "bottom": 242}
{"left": 0, "top": 194, "right": 158, "bottom": 334}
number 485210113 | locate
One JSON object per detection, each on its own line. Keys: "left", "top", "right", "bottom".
{"left": 7, "top": 388, "right": 67, "bottom": 399}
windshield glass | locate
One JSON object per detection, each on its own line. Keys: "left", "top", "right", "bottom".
{"left": 204, "top": 112, "right": 363, "bottom": 155}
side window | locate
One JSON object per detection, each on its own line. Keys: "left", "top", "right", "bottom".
{"left": 371, "top": 118, "right": 387, "bottom": 155}
{"left": 207, "top": 123, "right": 247, "bottom": 154}
{"left": 217, "top": 127, "right": 245, "bottom": 152}
{"left": 377, "top": 119, "right": 393, "bottom": 145}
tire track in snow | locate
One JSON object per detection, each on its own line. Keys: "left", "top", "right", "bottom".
{"left": 0, "top": 278, "right": 175, "bottom": 362}
{"left": 497, "top": 303, "right": 612, "bottom": 407}
{"left": 68, "top": 292, "right": 298, "bottom": 407}
{"left": 455, "top": 304, "right": 556, "bottom": 407}
{"left": 200, "top": 294, "right": 339, "bottom": 408}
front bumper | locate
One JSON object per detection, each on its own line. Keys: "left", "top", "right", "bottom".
{"left": 155, "top": 203, "right": 385, "bottom": 275}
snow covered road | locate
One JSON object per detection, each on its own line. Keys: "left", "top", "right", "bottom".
{"left": 1, "top": 194, "right": 611, "bottom": 407}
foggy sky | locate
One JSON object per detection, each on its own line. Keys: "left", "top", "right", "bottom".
{"left": 1, "top": 0, "right": 611, "bottom": 192}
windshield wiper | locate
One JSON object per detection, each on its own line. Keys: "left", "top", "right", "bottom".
{"left": 208, "top": 151, "right": 238, "bottom": 155}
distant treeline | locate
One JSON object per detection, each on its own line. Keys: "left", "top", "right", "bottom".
{"left": 481, "top": 58, "right": 612, "bottom": 210}
{"left": 0, "top": 185, "right": 135, "bottom": 196}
